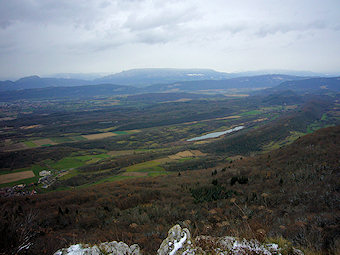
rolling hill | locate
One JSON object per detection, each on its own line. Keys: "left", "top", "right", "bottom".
{"left": 0, "top": 74, "right": 311, "bottom": 101}
{"left": 0, "top": 83, "right": 138, "bottom": 101}
{"left": 261, "top": 76, "right": 340, "bottom": 94}
{"left": 0, "top": 76, "right": 90, "bottom": 92}
{"left": 143, "top": 74, "right": 306, "bottom": 93}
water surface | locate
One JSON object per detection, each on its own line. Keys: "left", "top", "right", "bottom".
{"left": 187, "top": 126, "right": 244, "bottom": 142}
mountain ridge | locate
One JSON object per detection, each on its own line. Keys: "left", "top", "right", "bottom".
{"left": 0, "top": 74, "right": 314, "bottom": 101}
{"left": 94, "top": 68, "right": 231, "bottom": 87}
{"left": 0, "top": 68, "right": 319, "bottom": 92}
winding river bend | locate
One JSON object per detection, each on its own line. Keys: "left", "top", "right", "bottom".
{"left": 187, "top": 126, "right": 244, "bottom": 142}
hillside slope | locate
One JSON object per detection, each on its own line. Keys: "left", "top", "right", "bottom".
{"left": 0, "top": 125, "right": 339, "bottom": 254}
{"left": 204, "top": 98, "right": 332, "bottom": 155}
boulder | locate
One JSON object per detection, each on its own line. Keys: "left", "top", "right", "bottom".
{"left": 54, "top": 224, "right": 304, "bottom": 255}
{"left": 157, "top": 224, "right": 200, "bottom": 255}
{"left": 54, "top": 241, "right": 141, "bottom": 255}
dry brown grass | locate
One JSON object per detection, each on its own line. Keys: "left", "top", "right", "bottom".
{"left": 215, "top": 115, "right": 242, "bottom": 120}
{"left": 0, "top": 117, "right": 16, "bottom": 121}
{"left": 253, "top": 118, "right": 268, "bottom": 122}
{"left": 168, "top": 150, "right": 206, "bottom": 159}
{"left": 20, "top": 125, "right": 43, "bottom": 130}
{"left": 82, "top": 132, "right": 117, "bottom": 140}
{"left": 0, "top": 171, "right": 35, "bottom": 184}
{"left": 3, "top": 142, "right": 28, "bottom": 152}
{"left": 164, "top": 98, "right": 192, "bottom": 103}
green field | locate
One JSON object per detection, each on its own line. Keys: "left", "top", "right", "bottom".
{"left": 71, "top": 136, "right": 87, "bottom": 141}
{"left": 24, "top": 141, "right": 37, "bottom": 148}
{"left": 46, "top": 153, "right": 110, "bottom": 171}
{"left": 113, "top": 131, "right": 129, "bottom": 135}
{"left": 240, "top": 110, "right": 262, "bottom": 116}
{"left": 262, "top": 131, "right": 306, "bottom": 152}
{"left": 73, "top": 154, "right": 110, "bottom": 161}
{"left": 178, "top": 157, "right": 194, "bottom": 162}
{"left": 321, "top": 113, "right": 328, "bottom": 121}
{"left": 51, "top": 137, "right": 73, "bottom": 143}
{"left": 58, "top": 170, "right": 79, "bottom": 181}
{"left": 48, "top": 157, "right": 85, "bottom": 170}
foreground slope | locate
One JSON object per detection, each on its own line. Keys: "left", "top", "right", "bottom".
{"left": 0, "top": 125, "right": 339, "bottom": 254}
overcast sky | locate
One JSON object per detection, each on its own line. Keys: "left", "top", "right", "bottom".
{"left": 0, "top": 0, "right": 340, "bottom": 79}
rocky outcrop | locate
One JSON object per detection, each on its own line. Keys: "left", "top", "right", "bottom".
{"left": 157, "top": 225, "right": 304, "bottom": 255}
{"left": 157, "top": 224, "right": 198, "bottom": 255}
{"left": 54, "top": 224, "right": 304, "bottom": 255}
{"left": 54, "top": 241, "right": 141, "bottom": 255}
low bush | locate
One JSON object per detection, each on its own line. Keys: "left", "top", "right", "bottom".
{"left": 190, "top": 185, "right": 235, "bottom": 203}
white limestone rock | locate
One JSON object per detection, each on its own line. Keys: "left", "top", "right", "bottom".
{"left": 157, "top": 224, "right": 200, "bottom": 255}
{"left": 54, "top": 225, "right": 305, "bottom": 255}
{"left": 54, "top": 242, "right": 141, "bottom": 255}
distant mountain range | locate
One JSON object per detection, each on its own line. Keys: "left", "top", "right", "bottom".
{"left": 0, "top": 68, "right": 231, "bottom": 91}
{"left": 0, "top": 84, "right": 137, "bottom": 101}
{"left": 94, "top": 68, "right": 231, "bottom": 87}
{"left": 0, "top": 68, "right": 339, "bottom": 101}
{"left": 0, "top": 75, "right": 90, "bottom": 92}
{"left": 2, "top": 68, "right": 330, "bottom": 92}
{"left": 143, "top": 74, "right": 306, "bottom": 92}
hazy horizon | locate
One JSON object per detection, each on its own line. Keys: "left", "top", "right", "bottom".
{"left": 1, "top": 0, "right": 340, "bottom": 79}
{"left": 2, "top": 67, "right": 340, "bottom": 82}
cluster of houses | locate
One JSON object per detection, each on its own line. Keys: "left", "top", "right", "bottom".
{"left": 0, "top": 168, "right": 68, "bottom": 197}
{"left": 38, "top": 170, "right": 56, "bottom": 188}
{"left": 0, "top": 183, "right": 37, "bottom": 197}
{"left": 38, "top": 169, "right": 68, "bottom": 188}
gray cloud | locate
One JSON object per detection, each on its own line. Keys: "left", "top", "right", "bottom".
{"left": 0, "top": 0, "right": 340, "bottom": 79}
{"left": 124, "top": 3, "right": 198, "bottom": 31}
{"left": 254, "top": 21, "right": 328, "bottom": 37}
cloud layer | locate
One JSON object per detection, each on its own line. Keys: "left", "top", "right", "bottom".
{"left": 0, "top": 0, "right": 340, "bottom": 79}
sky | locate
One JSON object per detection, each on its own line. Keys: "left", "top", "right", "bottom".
{"left": 0, "top": 0, "right": 340, "bottom": 80}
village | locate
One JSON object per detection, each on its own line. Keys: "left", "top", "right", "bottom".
{"left": 0, "top": 168, "right": 67, "bottom": 197}
{"left": 0, "top": 183, "right": 37, "bottom": 197}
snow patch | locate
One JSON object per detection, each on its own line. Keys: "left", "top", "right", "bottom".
{"left": 54, "top": 244, "right": 83, "bottom": 255}
{"left": 169, "top": 232, "right": 187, "bottom": 255}
{"left": 186, "top": 73, "right": 204, "bottom": 76}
